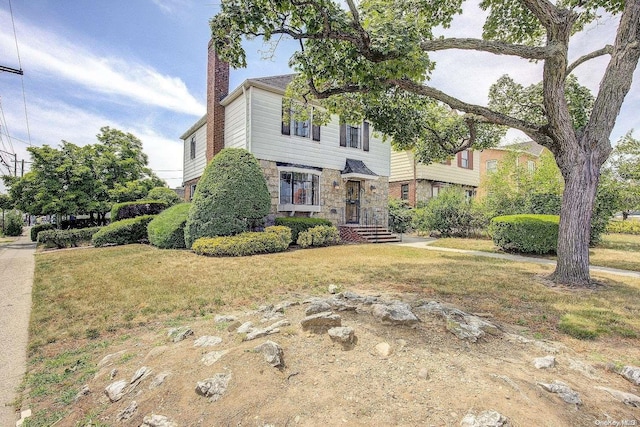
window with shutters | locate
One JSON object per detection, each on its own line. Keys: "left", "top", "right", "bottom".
{"left": 457, "top": 150, "right": 473, "bottom": 169}
{"left": 340, "top": 121, "right": 370, "bottom": 151}
{"left": 281, "top": 100, "right": 321, "bottom": 141}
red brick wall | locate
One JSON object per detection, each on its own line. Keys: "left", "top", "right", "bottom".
{"left": 183, "top": 177, "right": 199, "bottom": 202}
{"left": 389, "top": 181, "right": 416, "bottom": 207}
{"left": 206, "top": 40, "right": 229, "bottom": 162}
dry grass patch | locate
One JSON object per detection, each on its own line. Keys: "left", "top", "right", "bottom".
{"left": 427, "top": 237, "right": 498, "bottom": 252}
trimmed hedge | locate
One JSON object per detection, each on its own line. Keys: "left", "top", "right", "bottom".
{"left": 192, "top": 226, "right": 291, "bottom": 257}
{"left": 31, "top": 223, "right": 55, "bottom": 242}
{"left": 92, "top": 215, "right": 155, "bottom": 247}
{"left": 110, "top": 200, "right": 168, "bottom": 221}
{"left": 607, "top": 220, "right": 640, "bottom": 235}
{"left": 297, "top": 225, "right": 341, "bottom": 248}
{"left": 147, "top": 203, "right": 191, "bottom": 249}
{"left": 4, "top": 211, "right": 23, "bottom": 236}
{"left": 147, "top": 186, "right": 182, "bottom": 207}
{"left": 489, "top": 214, "right": 559, "bottom": 254}
{"left": 274, "top": 217, "right": 333, "bottom": 243}
{"left": 37, "top": 227, "right": 102, "bottom": 249}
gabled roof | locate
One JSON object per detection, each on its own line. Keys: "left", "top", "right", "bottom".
{"left": 249, "top": 74, "right": 297, "bottom": 91}
{"left": 221, "top": 73, "right": 297, "bottom": 106}
{"left": 502, "top": 140, "right": 545, "bottom": 157}
{"left": 341, "top": 159, "right": 378, "bottom": 180}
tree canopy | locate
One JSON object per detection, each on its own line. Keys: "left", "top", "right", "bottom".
{"left": 210, "top": 0, "right": 640, "bottom": 285}
{"left": 604, "top": 130, "right": 640, "bottom": 218}
{"left": 3, "top": 127, "right": 164, "bottom": 221}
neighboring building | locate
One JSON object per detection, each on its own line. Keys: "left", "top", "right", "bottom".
{"left": 389, "top": 149, "right": 480, "bottom": 207}
{"left": 477, "top": 141, "right": 545, "bottom": 197}
{"left": 181, "top": 41, "right": 391, "bottom": 228}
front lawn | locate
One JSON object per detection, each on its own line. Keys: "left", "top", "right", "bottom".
{"left": 428, "top": 233, "right": 640, "bottom": 272}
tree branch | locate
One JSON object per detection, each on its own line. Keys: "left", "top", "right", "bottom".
{"left": 566, "top": 45, "right": 614, "bottom": 74}
{"left": 420, "top": 38, "right": 552, "bottom": 59}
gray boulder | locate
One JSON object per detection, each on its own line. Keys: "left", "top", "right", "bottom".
{"left": 595, "top": 386, "right": 640, "bottom": 407}
{"left": 104, "top": 379, "right": 127, "bottom": 402}
{"left": 533, "top": 356, "right": 556, "bottom": 369}
{"left": 417, "top": 301, "right": 500, "bottom": 342}
{"left": 117, "top": 400, "right": 138, "bottom": 421}
{"left": 255, "top": 340, "right": 285, "bottom": 368}
{"left": 194, "top": 335, "right": 223, "bottom": 347}
{"left": 167, "top": 326, "right": 193, "bottom": 342}
{"left": 306, "top": 301, "right": 332, "bottom": 315}
{"left": 537, "top": 381, "right": 582, "bottom": 405}
{"left": 460, "top": 410, "right": 511, "bottom": 427}
{"left": 328, "top": 326, "right": 355, "bottom": 344}
{"left": 195, "top": 373, "right": 232, "bottom": 401}
{"left": 300, "top": 311, "right": 341, "bottom": 332}
{"left": 620, "top": 365, "right": 640, "bottom": 386}
{"left": 371, "top": 302, "right": 420, "bottom": 326}
{"left": 141, "top": 414, "right": 178, "bottom": 427}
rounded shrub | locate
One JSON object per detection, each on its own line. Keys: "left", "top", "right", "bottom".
{"left": 607, "top": 220, "right": 640, "bottom": 235}
{"left": 110, "top": 200, "right": 168, "bottom": 221}
{"left": 192, "top": 226, "right": 290, "bottom": 257}
{"left": 274, "top": 217, "right": 333, "bottom": 243}
{"left": 413, "top": 187, "right": 479, "bottom": 237}
{"left": 489, "top": 214, "right": 559, "bottom": 254}
{"left": 4, "top": 211, "right": 23, "bottom": 236}
{"left": 31, "top": 223, "right": 55, "bottom": 242}
{"left": 146, "top": 187, "right": 182, "bottom": 207}
{"left": 147, "top": 203, "right": 191, "bottom": 249}
{"left": 92, "top": 215, "right": 155, "bottom": 247}
{"left": 37, "top": 227, "right": 102, "bottom": 249}
{"left": 184, "top": 148, "right": 271, "bottom": 248}
{"left": 297, "top": 225, "right": 341, "bottom": 248}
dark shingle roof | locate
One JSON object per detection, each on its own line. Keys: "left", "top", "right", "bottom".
{"left": 342, "top": 159, "right": 378, "bottom": 177}
{"left": 249, "top": 74, "right": 297, "bottom": 91}
{"left": 504, "top": 141, "right": 545, "bottom": 157}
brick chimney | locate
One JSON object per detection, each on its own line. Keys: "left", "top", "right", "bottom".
{"left": 206, "top": 39, "right": 230, "bottom": 162}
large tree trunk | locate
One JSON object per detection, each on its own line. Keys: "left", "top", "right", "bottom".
{"left": 551, "top": 149, "right": 603, "bottom": 286}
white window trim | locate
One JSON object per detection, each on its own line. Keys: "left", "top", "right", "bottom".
{"left": 277, "top": 166, "right": 322, "bottom": 212}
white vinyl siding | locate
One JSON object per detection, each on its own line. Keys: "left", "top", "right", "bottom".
{"left": 390, "top": 149, "right": 480, "bottom": 187}
{"left": 224, "top": 95, "right": 247, "bottom": 149}
{"left": 249, "top": 88, "right": 389, "bottom": 177}
{"left": 390, "top": 150, "right": 415, "bottom": 182}
{"left": 182, "top": 123, "right": 207, "bottom": 183}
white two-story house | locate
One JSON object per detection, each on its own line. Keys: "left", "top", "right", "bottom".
{"left": 181, "top": 41, "right": 391, "bottom": 229}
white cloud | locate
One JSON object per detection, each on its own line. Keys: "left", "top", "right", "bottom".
{"left": 0, "top": 9, "right": 205, "bottom": 117}
{"left": 151, "top": 0, "right": 193, "bottom": 15}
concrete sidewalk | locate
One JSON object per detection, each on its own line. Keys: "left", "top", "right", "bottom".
{"left": 392, "top": 235, "right": 640, "bottom": 279}
{"left": 0, "top": 232, "right": 35, "bottom": 426}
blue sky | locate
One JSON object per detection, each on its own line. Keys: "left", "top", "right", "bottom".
{"left": 0, "top": 0, "right": 638, "bottom": 189}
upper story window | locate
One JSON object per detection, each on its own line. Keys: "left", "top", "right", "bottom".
{"left": 458, "top": 149, "right": 473, "bottom": 169}
{"left": 486, "top": 159, "right": 497, "bottom": 173}
{"left": 189, "top": 136, "right": 196, "bottom": 160}
{"left": 340, "top": 121, "right": 370, "bottom": 151}
{"left": 282, "top": 100, "right": 321, "bottom": 141}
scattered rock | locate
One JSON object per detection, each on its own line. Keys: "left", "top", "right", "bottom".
{"left": 306, "top": 301, "right": 332, "bottom": 316}
{"left": 245, "top": 319, "right": 290, "bottom": 341}
{"left": 131, "top": 366, "right": 152, "bottom": 384}
{"left": 237, "top": 321, "right": 254, "bottom": 334}
{"left": 104, "top": 379, "right": 128, "bottom": 402}
{"left": 328, "top": 284, "right": 339, "bottom": 294}
{"left": 274, "top": 301, "right": 299, "bottom": 312}
{"left": 214, "top": 314, "right": 237, "bottom": 323}
{"left": 620, "top": 365, "right": 640, "bottom": 386}
{"left": 117, "top": 400, "right": 138, "bottom": 421}
{"left": 167, "top": 326, "right": 193, "bottom": 342}
{"left": 418, "top": 368, "right": 430, "bottom": 380}
{"left": 460, "top": 410, "right": 511, "bottom": 427}
{"left": 533, "top": 355, "right": 556, "bottom": 369}
{"left": 97, "top": 350, "right": 128, "bottom": 368}
{"left": 375, "top": 342, "right": 393, "bottom": 357}
{"left": 110, "top": 368, "right": 118, "bottom": 380}
{"left": 255, "top": 340, "right": 285, "bottom": 368}
{"left": 194, "top": 335, "right": 223, "bottom": 347}
{"left": 328, "top": 326, "right": 355, "bottom": 344}
{"left": 371, "top": 302, "right": 420, "bottom": 326}
{"left": 201, "top": 350, "right": 229, "bottom": 366}
{"left": 567, "top": 358, "right": 600, "bottom": 380}
{"left": 595, "top": 386, "right": 640, "bottom": 407}
{"left": 141, "top": 414, "right": 178, "bottom": 427}
{"left": 300, "top": 311, "right": 341, "bottom": 332}
{"left": 537, "top": 381, "right": 582, "bottom": 405}
{"left": 149, "top": 372, "right": 171, "bottom": 389}
{"left": 226, "top": 320, "right": 242, "bottom": 332}
{"left": 144, "top": 345, "right": 168, "bottom": 361}
{"left": 257, "top": 304, "right": 274, "bottom": 313}
{"left": 417, "top": 301, "right": 500, "bottom": 342}
{"left": 195, "top": 373, "right": 232, "bottom": 401}
{"left": 74, "top": 384, "right": 90, "bottom": 402}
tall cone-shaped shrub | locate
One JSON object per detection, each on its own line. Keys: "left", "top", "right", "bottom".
{"left": 184, "top": 148, "right": 270, "bottom": 248}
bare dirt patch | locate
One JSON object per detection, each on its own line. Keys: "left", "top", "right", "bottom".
{"left": 51, "top": 289, "right": 640, "bottom": 427}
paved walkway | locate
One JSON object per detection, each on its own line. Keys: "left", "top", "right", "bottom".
{"left": 0, "top": 232, "right": 35, "bottom": 427}
{"left": 391, "top": 235, "right": 640, "bottom": 279}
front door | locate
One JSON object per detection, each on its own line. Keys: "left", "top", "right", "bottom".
{"left": 345, "top": 180, "right": 360, "bottom": 224}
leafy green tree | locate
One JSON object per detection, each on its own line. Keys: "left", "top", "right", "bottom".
{"left": 605, "top": 131, "right": 640, "bottom": 219}
{"left": 184, "top": 148, "right": 271, "bottom": 248}
{"left": 211, "top": 0, "right": 640, "bottom": 286}
{"left": 2, "top": 127, "right": 163, "bottom": 225}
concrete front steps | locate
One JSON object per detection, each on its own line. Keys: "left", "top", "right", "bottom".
{"left": 338, "top": 225, "right": 401, "bottom": 243}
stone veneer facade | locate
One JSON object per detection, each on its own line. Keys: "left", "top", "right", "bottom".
{"left": 259, "top": 160, "right": 389, "bottom": 225}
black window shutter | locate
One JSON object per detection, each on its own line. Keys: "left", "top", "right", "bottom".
{"left": 281, "top": 101, "right": 290, "bottom": 135}
{"left": 362, "top": 121, "right": 370, "bottom": 151}
{"left": 339, "top": 123, "right": 347, "bottom": 147}
{"left": 312, "top": 123, "right": 321, "bottom": 141}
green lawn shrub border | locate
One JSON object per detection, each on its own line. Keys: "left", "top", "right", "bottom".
{"left": 110, "top": 200, "right": 168, "bottom": 221}
{"left": 192, "top": 226, "right": 291, "bottom": 257}
{"left": 147, "top": 203, "right": 191, "bottom": 249}
{"left": 489, "top": 214, "right": 559, "bottom": 254}
{"left": 274, "top": 217, "right": 333, "bottom": 244}
{"left": 297, "top": 225, "right": 341, "bottom": 248}
{"left": 31, "top": 223, "right": 55, "bottom": 242}
{"left": 37, "top": 227, "right": 102, "bottom": 249}
{"left": 607, "top": 220, "right": 640, "bottom": 235}
{"left": 92, "top": 215, "right": 155, "bottom": 247}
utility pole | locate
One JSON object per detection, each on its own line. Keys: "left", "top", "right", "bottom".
{"left": 0, "top": 149, "right": 17, "bottom": 176}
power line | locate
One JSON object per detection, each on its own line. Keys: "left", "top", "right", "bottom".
{"left": 8, "top": 0, "right": 32, "bottom": 146}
